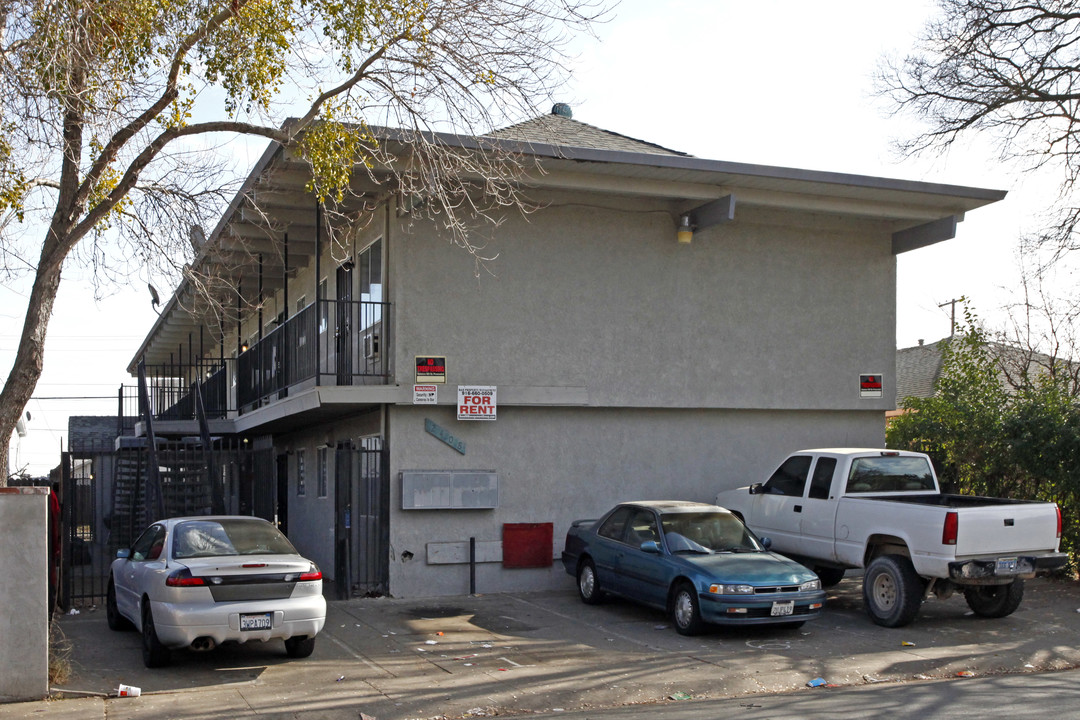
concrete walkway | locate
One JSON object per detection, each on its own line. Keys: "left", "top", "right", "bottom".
{"left": 3, "top": 575, "right": 1079, "bottom": 719}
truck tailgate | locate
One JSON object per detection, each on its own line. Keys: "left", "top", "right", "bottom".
{"left": 954, "top": 504, "right": 1060, "bottom": 557}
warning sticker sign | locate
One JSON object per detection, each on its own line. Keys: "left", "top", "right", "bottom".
{"left": 413, "top": 385, "right": 438, "bottom": 404}
{"left": 457, "top": 385, "right": 497, "bottom": 421}
{"left": 415, "top": 356, "right": 446, "bottom": 384}
{"left": 860, "top": 373, "right": 883, "bottom": 399}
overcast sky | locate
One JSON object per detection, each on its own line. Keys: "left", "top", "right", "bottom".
{"left": 3, "top": 0, "right": 1054, "bottom": 475}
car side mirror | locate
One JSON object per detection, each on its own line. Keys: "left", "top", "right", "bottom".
{"left": 759, "top": 536, "right": 772, "bottom": 550}
{"left": 749, "top": 483, "right": 764, "bottom": 495}
{"left": 640, "top": 540, "right": 662, "bottom": 554}
{"left": 116, "top": 548, "right": 131, "bottom": 560}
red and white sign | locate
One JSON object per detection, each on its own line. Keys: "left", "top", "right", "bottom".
{"left": 457, "top": 385, "right": 497, "bottom": 421}
{"left": 413, "top": 385, "right": 438, "bottom": 404}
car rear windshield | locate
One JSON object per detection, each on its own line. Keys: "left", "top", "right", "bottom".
{"left": 847, "top": 456, "right": 935, "bottom": 493}
{"left": 172, "top": 519, "right": 299, "bottom": 559}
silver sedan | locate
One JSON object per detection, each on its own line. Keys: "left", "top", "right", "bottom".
{"left": 107, "top": 516, "right": 326, "bottom": 667}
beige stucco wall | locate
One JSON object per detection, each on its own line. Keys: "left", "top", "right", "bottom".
{"left": 0, "top": 488, "right": 49, "bottom": 702}
{"left": 389, "top": 198, "right": 896, "bottom": 411}
{"left": 379, "top": 193, "right": 895, "bottom": 597}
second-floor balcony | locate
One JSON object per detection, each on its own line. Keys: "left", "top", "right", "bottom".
{"left": 126, "top": 299, "right": 390, "bottom": 425}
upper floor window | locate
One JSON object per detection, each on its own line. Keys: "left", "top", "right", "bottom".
{"left": 358, "top": 239, "right": 383, "bottom": 331}
{"left": 358, "top": 239, "right": 382, "bottom": 303}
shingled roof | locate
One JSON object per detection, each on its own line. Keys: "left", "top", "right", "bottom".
{"left": 896, "top": 336, "right": 1075, "bottom": 406}
{"left": 487, "top": 106, "right": 690, "bottom": 157}
{"left": 896, "top": 340, "right": 947, "bottom": 403}
{"left": 68, "top": 416, "right": 137, "bottom": 452}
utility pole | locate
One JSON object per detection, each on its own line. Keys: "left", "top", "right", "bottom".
{"left": 938, "top": 297, "right": 962, "bottom": 337}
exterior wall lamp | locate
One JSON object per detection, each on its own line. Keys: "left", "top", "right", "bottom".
{"left": 676, "top": 194, "right": 737, "bottom": 244}
{"left": 677, "top": 214, "right": 695, "bottom": 244}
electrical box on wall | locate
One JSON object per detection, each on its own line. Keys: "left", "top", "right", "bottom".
{"left": 401, "top": 470, "right": 499, "bottom": 509}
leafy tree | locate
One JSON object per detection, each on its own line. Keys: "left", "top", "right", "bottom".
{"left": 888, "top": 309, "right": 1010, "bottom": 492}
{"left": 888, "top": 305, "right": 1079, "bottom": 567}
{"left": 1002, "top": 377, "right": 1080, "bottom": 560}
{"left": 0, "top": 0, "right": 601, "bottom": 482}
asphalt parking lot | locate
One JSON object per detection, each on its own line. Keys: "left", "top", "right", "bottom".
{"left": 4, "top": 574, "right": 1080, "bottom": 720}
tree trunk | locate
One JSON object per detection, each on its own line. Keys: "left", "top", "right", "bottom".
{"left": 0, "top": 255, "right": 64, "bottom": 486}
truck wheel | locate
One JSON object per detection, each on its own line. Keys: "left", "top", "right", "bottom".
{"left": 863, "top": 555, "right": 924, "bottom": 628}
{"left": 814, "top": 566, "right": 846, "bottom": 588}
{"left": 964, "top": 580, "right": 1024, "bottom": 618}
{"left": 577, "top": 558, "right": 605, "bottom": 605}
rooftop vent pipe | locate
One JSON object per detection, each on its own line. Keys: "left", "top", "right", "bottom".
{"left": 551, "top": 103, "right": 572, "bottom": 119}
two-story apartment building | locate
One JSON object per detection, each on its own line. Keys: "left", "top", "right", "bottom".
{"left": 125, "top": 107, "right": 1005, "bottom": 598}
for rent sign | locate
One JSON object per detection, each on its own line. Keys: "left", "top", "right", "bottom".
{"left": 457, "top": 385, "right": 497, "bottom": 421}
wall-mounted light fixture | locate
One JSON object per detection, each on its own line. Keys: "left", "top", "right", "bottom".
{"left": 677, "top": 215, "right": 695, "bottom": 244}
{"left": 675, "top": 194, "right": 737, "bottom": 244}
{"left": 240, "top": 343, "right": 249, "bottom": 353}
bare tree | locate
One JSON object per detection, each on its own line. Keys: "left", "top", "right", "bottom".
{"left": 0, "top": 0, "right": 603, "bottom": 483}
{"left": 993, "top": 249, "right": 1080, "bottom": 394}
{"left": 877, "top": 0, "right": 1080, "bottom": 261}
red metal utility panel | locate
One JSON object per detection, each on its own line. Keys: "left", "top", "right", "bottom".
{"left": 502, "top": 522, "right": 553, "bottom": 568}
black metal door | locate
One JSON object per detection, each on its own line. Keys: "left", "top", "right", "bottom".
{"left": 354, "top": 438, "right": 388, "bottom": 596}
{"left": 251, "top": 448, "right": 275, "bottom": 523}
{"left": 334, "top": 442, "right": 352, "bottom": 599}
{"left": 335, "top": 264, "right": 353, "bottom": 385}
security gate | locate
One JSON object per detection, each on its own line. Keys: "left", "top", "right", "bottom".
{"left": 335, "top": 437, "right": 388, "bottom": 597}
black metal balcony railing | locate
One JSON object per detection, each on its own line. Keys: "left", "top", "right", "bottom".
{"left": 123, "top": 299, "right": 390, "bottom": 423}
{"left": 131, "top": 358, "right": 230, "bottom": 422}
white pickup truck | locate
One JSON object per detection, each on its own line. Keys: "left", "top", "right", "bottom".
{"left": 715, "top": 448, "right": 1067, "bottom": 627}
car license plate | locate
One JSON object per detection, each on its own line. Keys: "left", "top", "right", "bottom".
{"left": 996, "top": 557, "right": 1018, "bottom": 574}
{"left": 240, "top": 612, "right": 272, "bottom": 631}
{"left": 771, "top": 601, "right": 794, "bottom": 617}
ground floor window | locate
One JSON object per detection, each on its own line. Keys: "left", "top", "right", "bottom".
{"left": 317, "top": 446, "right": 329, "bottom": 497}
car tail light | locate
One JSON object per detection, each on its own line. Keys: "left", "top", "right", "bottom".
{"left": 942, "top": 511, "right": 958, "bottom": 546}
{"left": 299, "top": 563, "right": 322, "bottom": 582}
{"left": 166, "top": 568, "right": 207, "bottom": 587}
{"left": 1057, "top": 505, "right": 1062, "bottom": 539}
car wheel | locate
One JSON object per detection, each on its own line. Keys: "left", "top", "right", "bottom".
{"left": 814, "top": 566, "right": 846, "bottom": 588}
{"left": 577, "top": 558, "right": 605, "bottom": 605}
{"left": 141, "top": 603, "right": 172, "bottom": 668}
{"left": 671, "top": 582, "right": 705, "bottom": 636}
{"left": 284, "top": 635, "right": 316, "bottom": 658}
{"left": 863, "top": 555, "right": 924, "bottom": 628}
{"left": 106, "top": 579, "right": 133, "bottom": 631}
{"left": 964, "top": 580, "right": 1024, "bottom": 618}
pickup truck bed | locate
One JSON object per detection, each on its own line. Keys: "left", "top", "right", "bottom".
{"left": 868, "top": 494, "right": 1046, "bottom": 508}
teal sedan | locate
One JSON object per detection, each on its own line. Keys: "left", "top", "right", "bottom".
{"left": 561, "top": 501, "right": 826, "bottom": 634}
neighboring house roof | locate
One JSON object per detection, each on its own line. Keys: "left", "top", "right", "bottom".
{"left": 896, "top": 339, "right": 947, "bottom": 403}
{"left": 895, "top": 336, "right": 1075, "bottom": 405}
{"left": 68, "top": 416, "right": 136, "bottom": 452}
{"left": 487, "top": 112, "right": 690, "bottom": 157}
